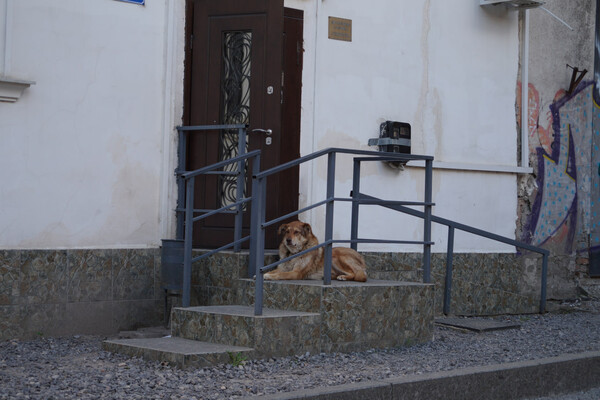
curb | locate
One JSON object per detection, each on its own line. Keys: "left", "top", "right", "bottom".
{"left": 248, "top": 351, "right": 600, "bottom": 400}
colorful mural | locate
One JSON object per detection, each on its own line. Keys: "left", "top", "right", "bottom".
{"left": 522, "top": 81, "right": 594, "bottom": 253}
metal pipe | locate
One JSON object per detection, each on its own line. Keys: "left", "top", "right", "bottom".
{"left": 520, "top": 9, "right": 530, "bottom": 167}
{"left": 443, "top": 226, "right": 455, "bottom": 315}
{"left": 254, "top": 176, "right": 267, "bottom": 316}
{"left": 248, "top": 153, "right": 261, "bottom": 278}
{"left": 423, "top": 159, "right": 433, "bottom": 283}
{"left": 540, "top": 252, "right": 548, "bottom": 313}
{"left": 175, "top": 129, "right": 187, "bottom": 240}
{"left": 233, "top": 127, "right": 247, "bottom": 252}
{"left": 254, "top": 148, "right": 432, "bottom": 180}
{"left": 182, "top": 178, "right": 195, "bottom": 308}
{"left": 182, "top": 150, "right": 260, "bottom": 180}
{"left": 323, "top": 152, "right": 336, "bottom": 285}
{"left": 350, "top": 159, "right": 361, "bottom": 251}
{"left": 176, "top": 123, "right": 247, "bottom": 131}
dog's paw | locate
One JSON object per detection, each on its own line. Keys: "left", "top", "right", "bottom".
{"left": 264, "top": 273, "right": 273, "bottom": 280}
{"left": 336, "top": 276, "right": 348, "bottom": 281}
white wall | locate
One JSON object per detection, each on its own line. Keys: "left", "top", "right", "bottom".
{"left": 0, "top": 0, "right": 177, "bottom": 249}
{"left": 0, "top": 0, "right": 522, "bottom": 253}
{"left": 289, "top": 0, "right": 520, "bottom": 252}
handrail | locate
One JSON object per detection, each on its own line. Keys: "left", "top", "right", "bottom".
{"left": 354, "top": 191, "right": 549, "bottom": 314}
{"left": 250, "top": 148, "right": 434, "bottom": 315}
{"left": 175, "top": 135, "right": 548, "bottom": 317}
{"left": 175, "top": 124, "right": 248, "bottom": 241}
{"left": 176, "top": 124, "right": 258, "bottom": 307}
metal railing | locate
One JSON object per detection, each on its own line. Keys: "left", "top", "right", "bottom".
{"left": 249, "top": 148, "right": 434, "bottom": 315}
{"left": 176, "top": 124, "right": 259, "bottom": 307}
{"left": 175, "top": 133, "right": 549, "bottom": 316}
{"left": 354, "top": 191, "right": 549, "bottom": 314}
{"left": 175, "top": 124, "right": 249, "bottom": 244}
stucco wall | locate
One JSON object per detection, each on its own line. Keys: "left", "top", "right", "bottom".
{"left": 0, "top": 0, "right": 183, "bottom": 250}
{"left": 288, "top": 0, "right": 521, "bottom": 253}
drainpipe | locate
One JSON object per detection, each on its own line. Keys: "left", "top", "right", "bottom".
{"left": 520, "top": 8, "right": 530, "bottom": 168}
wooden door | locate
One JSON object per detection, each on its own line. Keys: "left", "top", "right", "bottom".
{"left": 184, "top": 0, "right": 302, "bottom": 249}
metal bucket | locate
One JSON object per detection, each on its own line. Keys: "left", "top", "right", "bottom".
{"left": 161, "top": 239, "right": 184, "bottom": 291}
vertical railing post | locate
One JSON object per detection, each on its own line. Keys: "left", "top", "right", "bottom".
{"left": 253, "top": 176, "right": 266, "bottom": 316}
{"left": 324, "top": 151, "right": 336, "bottom": 285}
{"left": 540, "top": 252, "right": 548, "bottom": 313}
{"left": 176, "top": 128, "right": 187, "bottom": 240}
{"left": 248, "top": 152, "right": 261, "bottom": 278}
{"left": 182, "top": 177, "right": 195, "bottom": 308}
{"left": 443, "top": 226, "right": 455, "bottom": 315}
{"left": 350, "top": 158, "right": 361, "bottom": 251}
{"left": 233, "top": 126, "right": 247, "bottom": 252}
{"left": 423, "top": 159, "right": 433, "bottom": 283}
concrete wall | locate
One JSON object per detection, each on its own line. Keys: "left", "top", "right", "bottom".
{"left": 288, "top": 0, "right": 523, "bottom": 254}
{"left": 0, "top": 0, "right": 184, "bottom": 250}
{"left": 517, "top": 0, "right": 598, "bottom": 300}
{"left": 0, "top": 0, "right": 184, "bottom": 339}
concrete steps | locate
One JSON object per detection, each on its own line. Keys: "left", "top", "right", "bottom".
{"left": 171, "top": 305, "right": 321, "bottom": 357}
{"left": 104, "top": 271, "right": 435, "bottom": 367}
{"left": 103, "top": 336, "right": 255, "bottom": 369}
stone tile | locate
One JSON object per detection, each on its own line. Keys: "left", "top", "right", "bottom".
{"left": 67, "top": 249, "right": 113, "bottom": 302}
{"left": 20, "top": 250, "right": 68, "bottom": 305}
{"left": 263, "top": 281, "right": 322, "bottom": 312}
{"left": 0, "top": 305, "right": 25, "bottom": 340}
{"left": 23, "top": 303, "right": 68, "bottom": 338}
{"left": 65, "top": 301, "right": 114, "bottom": 335}
{"left": 111, "top": 299, "right": 162, "bottom": 332}
{"left": 113, "top": 249, "right": 155, "bottom": 301}
{"left": 0, "top": 250, "right": 21, "bottom": 305}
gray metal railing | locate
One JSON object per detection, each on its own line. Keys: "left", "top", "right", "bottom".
{"left": 176, "top": 124, "right": 258, "bottom": 307}
{"left": 249, "top": 148, "right": 434, "bottom": 315}
{"left": 354, "top": 191, "right": 549, "bottom": 314}
{"left": 175, "top": 124, "right": 249, "bottom": 244}
{"left": 175, "top": 134, "right": 549, "bottom": 316}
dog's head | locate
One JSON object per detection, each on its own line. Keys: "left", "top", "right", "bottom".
{"left": 278, "top": 221, "right": 313, "bottom": 254}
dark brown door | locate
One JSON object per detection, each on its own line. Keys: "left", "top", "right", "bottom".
{"left": 184, "top": 0, "right": 302, "bottom": 249}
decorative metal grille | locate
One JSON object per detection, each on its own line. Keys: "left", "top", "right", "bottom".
{"left": 219, "top": 31, "right": 252, "bottom": 208}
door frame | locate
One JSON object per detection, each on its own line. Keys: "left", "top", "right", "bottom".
{"left": 181, "top": 0, "right": 303, "bottom": 249}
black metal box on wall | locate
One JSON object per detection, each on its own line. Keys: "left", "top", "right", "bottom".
{"left": 368, "top": 121, "right": 411, "bottom": 168}
{"left": 369, "top": 121, "right": 411, "bottom": 154}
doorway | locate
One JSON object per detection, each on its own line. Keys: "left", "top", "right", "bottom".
{"left": 183, "top": 0, "right": 303, "bottom": 249}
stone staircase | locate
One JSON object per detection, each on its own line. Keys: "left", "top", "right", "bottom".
{"left": 103, "top": 253, "right": 435, "bottom": 369}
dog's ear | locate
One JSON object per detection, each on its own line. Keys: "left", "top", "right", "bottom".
{"left": 301, "top": 222, "right": 312, "bottom": 236}
{"left": 278, "top": 223, "right": 288, "bottom": 235}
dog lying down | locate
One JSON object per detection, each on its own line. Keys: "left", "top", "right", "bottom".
{"left": 264, "top": 220, "right": 368, "bottom": 282}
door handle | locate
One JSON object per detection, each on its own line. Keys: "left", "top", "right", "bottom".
{"left": 251, "top": 128, "right": 272, "bottom": 135}
{"left": 251, "top": 128, "right": 273, "bottom": 145}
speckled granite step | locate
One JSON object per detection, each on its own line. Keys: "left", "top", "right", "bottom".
{"left": 102, "top": 336, "right": 256, "bottom": 369}
{"left": 236, "top": 279, "right": 435, "bottom": 353}
{"left": 171, "top": 305, "right": 321, "bottom": 358}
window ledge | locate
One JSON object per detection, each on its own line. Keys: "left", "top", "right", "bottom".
{"left": 0, "top": 77, "right": 35, "bottom": 103}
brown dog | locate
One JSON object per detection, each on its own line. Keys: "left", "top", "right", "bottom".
{"left": 264, "top": 220, "right": 368, "bottom": 282}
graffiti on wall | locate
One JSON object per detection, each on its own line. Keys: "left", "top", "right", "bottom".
{"left": 522, "top": 80, "right": 594, "bottom": 252}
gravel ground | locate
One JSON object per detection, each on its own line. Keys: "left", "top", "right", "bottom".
{"left": 1, "top": 301, "right": 600, "bottom": 400}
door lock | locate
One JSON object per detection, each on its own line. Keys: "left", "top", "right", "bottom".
{"left": 251, "top": 128, "right": 273, "bottom": 145}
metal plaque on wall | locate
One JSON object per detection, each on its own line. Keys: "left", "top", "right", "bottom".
{"left": 328, "top": 17, "right": 352, "bottom": 42}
